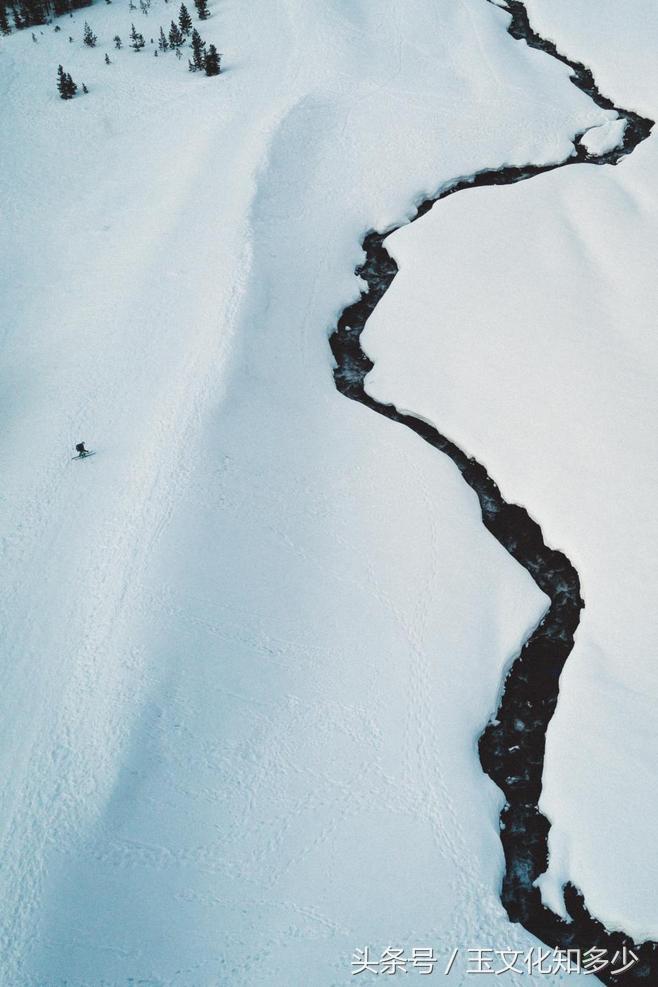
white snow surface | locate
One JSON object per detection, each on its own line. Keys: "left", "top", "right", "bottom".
{"left": 0, "top": 0, "right": 619, "bottom": 983}
{"left": 364, "top": 0, "right": 658, "bottom": 947}
{"left": 580, "top": 118, "right": 626, "bottom": 156}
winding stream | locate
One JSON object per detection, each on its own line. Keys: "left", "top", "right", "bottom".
{"left": 329, "top": 2, "right": 656, "bottom": 981}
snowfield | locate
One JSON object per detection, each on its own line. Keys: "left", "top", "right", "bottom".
{"left": 0, "top": 0, "right": 646, "bottom": 983}
{"left": 365, "top": 0, "right": 658, "bottom": 952}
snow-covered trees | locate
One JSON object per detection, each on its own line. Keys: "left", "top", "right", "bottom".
{"left": 113, "top": 34, "right": 122, "bottom": 48}
{"left": 193, "top": 0, "right": 209, "bottom": 21}
{"left": 15, "top": 0, "right": 47, "bottom": 26}
{"left": 83, "top": 20, "right": 97, "bottom": 46}
{"left": 56, "top": 63, "right": 77, "bottom": 99}
{"left": 10, "top": 0, "right": 92, "bottom": 31}
{"left": 158, "top": 26, "right": 168, "bottom": 51}
{"left": 0, "top": 5, "right": 11, "bottom": 34}
{"left": 129, "top": 22, "right": 145, "bottom": 51}
{"left": 204, "top": 43, "right": 220, "bottom": 76}
{"left": 178, "top": 2, "right": 191, "bottom": 36}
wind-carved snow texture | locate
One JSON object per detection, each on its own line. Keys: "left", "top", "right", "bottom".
{"left": 330, "top": 1, "right": 655, "bottom": 982}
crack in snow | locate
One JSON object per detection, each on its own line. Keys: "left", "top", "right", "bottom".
{"left": 329, "top": 1, "right": 656, "bottom": 981}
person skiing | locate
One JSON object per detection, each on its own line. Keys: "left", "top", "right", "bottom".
{"left": 75, "top": 441, "right": 88, "bottom": 457}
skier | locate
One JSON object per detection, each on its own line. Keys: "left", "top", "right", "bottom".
{"left": 75, "top": 441, "right": 89, "bottom": 457}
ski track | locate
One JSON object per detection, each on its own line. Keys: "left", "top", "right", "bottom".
{"left": 330, "top": 1, "right": 657, "bottom": 982}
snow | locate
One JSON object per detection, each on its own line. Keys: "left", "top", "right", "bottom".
{"left": 0, "top": 0, "right": 625, "bottom": 982}
{"left": 581, "top": 118, "right": 626, "bottom": 156}
{"left": 525, "top": 0, "right": 658, "bottom": 122}
{"left": 362, "top": 1, "right": 658, "bottom": 947}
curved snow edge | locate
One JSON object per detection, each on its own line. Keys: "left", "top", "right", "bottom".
{"left": 329, "top": 1, "right": 656, "bottom": 982}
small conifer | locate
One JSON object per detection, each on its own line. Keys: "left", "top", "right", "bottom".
{"left": 204, "top": 43, "right": 220, "bottom": 76}
{"left": 57, "top": 64, "right": 77, "bottom": 99}
{"left": 83, "top": 21, "right": 97, "bottom": 47}
{"left": 129, "top": 22, "right": 145, "bottom": 50}
{"left": 178, "top": 2, "right": 191, "bottom": 35}
{"left": 194, "top": 0, "right": 209, "bottom": 20}
{"left": 189, "top": 26, "right": 205, "bottom": 71}
{"left": 168, "top": 19, "right": 183, "bottom": 47}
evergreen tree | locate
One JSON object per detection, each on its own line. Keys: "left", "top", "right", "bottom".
{"left": 104, "top": 52, "right": 110, "bottom": 63}
{"left": 168, "top": 19, "right": 182, "bottom": 47}
{"left": 193, "top": 0, "right": 208, "bottom": 20}
{"left": 129, "top": 22, "right": 145, "bottom": 50}
{"left": 82, "top": 82, "right": 88, "bottom": 92}
{"left": 83, "top": 20, "right": 96, "bottom": 46}
{"left": 189, "top": 26, "right": 205, "bottom": 70}
{"left": 204, "top": 42, "right": 220, "bottom": 76}
{"left": 113, "top": 33, "right": 122, "bottom": 48}
{"left": 57, "top": 64, "right": 77, "bottom": 99}
{"left": 158, "top": 25, "right": 168, "bottom": 51}
{"left": 178, "top": 2, "right": 191, "bottom": 35}
{"left": 0, "top": 5, "right": 10, "bottom": 33}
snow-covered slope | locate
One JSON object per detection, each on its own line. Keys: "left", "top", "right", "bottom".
{"left": 0, "top": 0, "right": 625, "bottom": 982}
{"left": 364, "top": 0, "right": 658, "bottom": 949}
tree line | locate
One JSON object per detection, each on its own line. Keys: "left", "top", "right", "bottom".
{"left": 2, "top": 0, "right": 93, "bottom": 33}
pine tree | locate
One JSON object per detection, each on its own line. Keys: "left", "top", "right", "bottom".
{"left": 158, "top": 25, "right": 168, "bottom": 51}
{"left": 113, "top": 34, "right": 122, "bottom": 48}
{"left": 129, "top": 22, "right": 145, "bottom": 50}
{"left": 0, "top": 4, "right": 11, "bottom": 33}
{"left": 82, "top": 82, "right": 88, "bottom": 93}
{"left": 189, "top": 26, "right": 205, "bottom": 70}
{"left": 204, "top": 42, "right": 220, "bottom": 76}
{"left": 193, "top": 0, "right": 208, "bottom": 20}
{"left": 57, "top": 64, "right": 77, "bottom": 99}
{"left": 83, "top": 20, "right": 96, "bottom": 46}
{"left": 104, "top": 52, "right": 110, "bottom": 63}
{"left": 168, "top": 19, "right": 182, "bottom": 47}
{"left": 178, "top": 2, "right": 191, "bottom": 35}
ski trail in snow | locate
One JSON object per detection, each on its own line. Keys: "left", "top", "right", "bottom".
{"left": 330, "top": 1, "right": 657, "bottom": 981}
